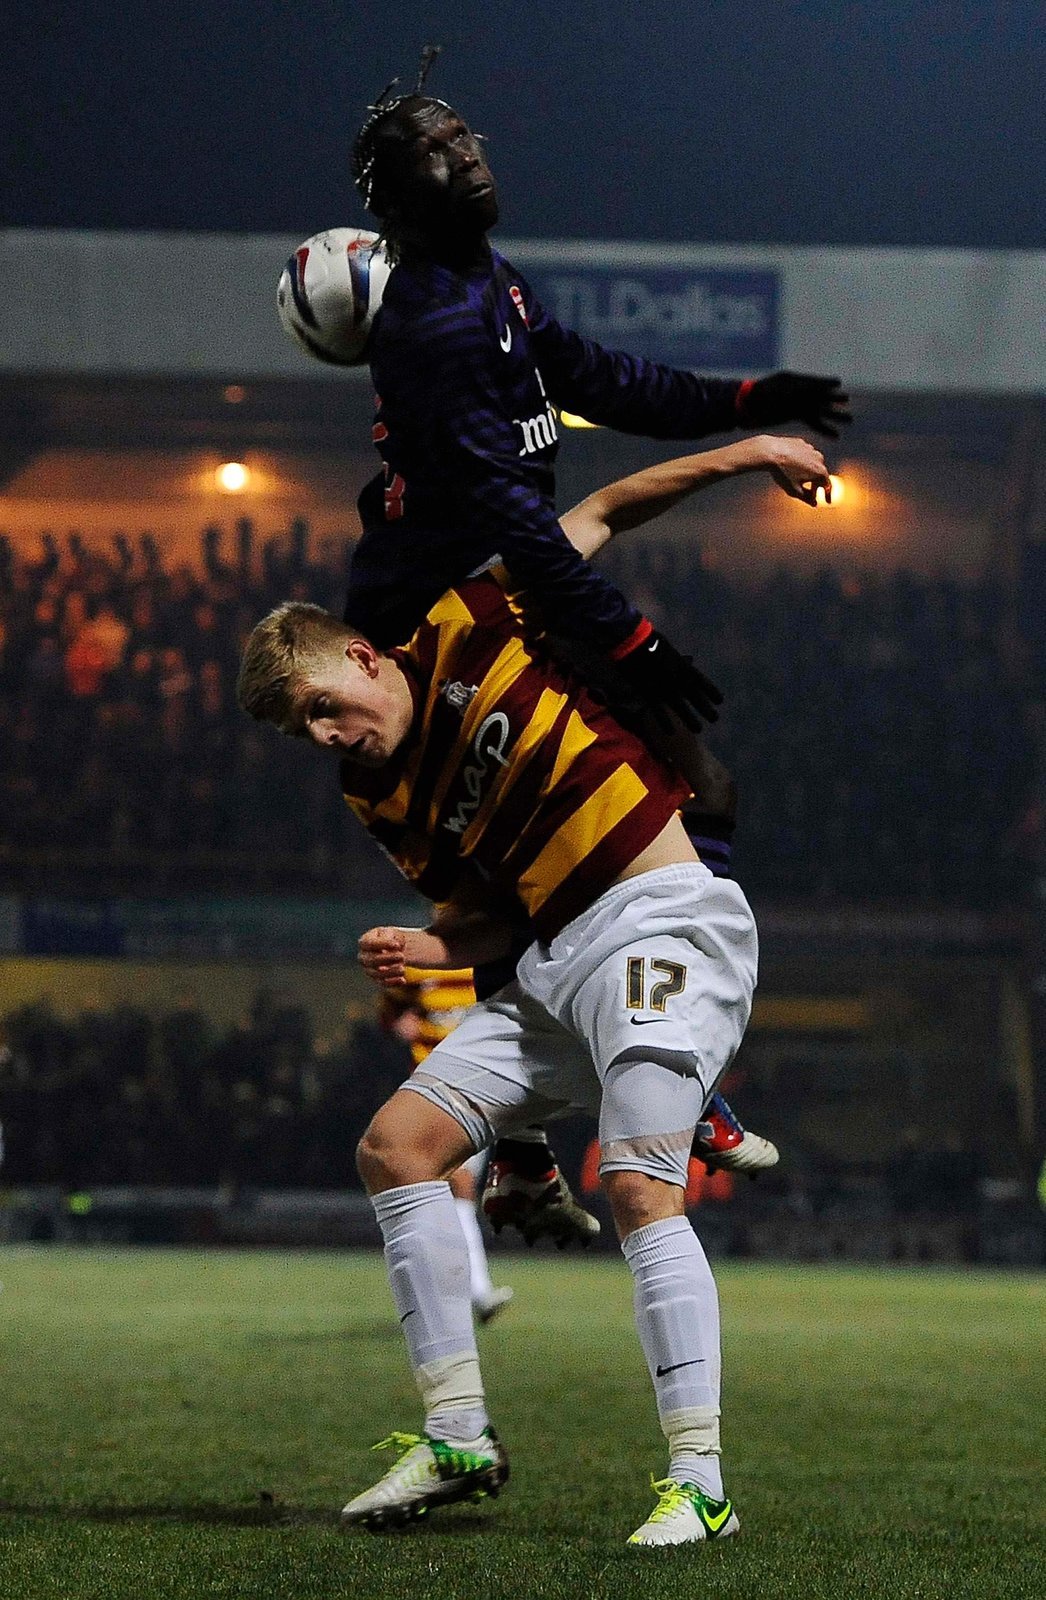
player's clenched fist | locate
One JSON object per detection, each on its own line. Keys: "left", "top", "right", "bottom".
{"left": 360, "top": 922, "right": 462, "bottom": 981}
{"left": 359, "top": 926, "right": 408, "bottom": 986}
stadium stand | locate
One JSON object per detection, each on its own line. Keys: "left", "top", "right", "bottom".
{"left": 3, "top": 980, "right": 1040, "bottom": 1266}
{"left": 0, "top": 520, "right": 1038, "bottom": 905}
{"left": 0, "top": 983, "right": 399, "bottom": 1190}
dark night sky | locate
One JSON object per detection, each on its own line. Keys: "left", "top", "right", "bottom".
{"left": 5, "top": 1, "right": 1045, "bottom": 247}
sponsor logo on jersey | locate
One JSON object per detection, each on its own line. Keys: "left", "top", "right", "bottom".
{"left": 513, "top": 406, "right": 558, "bottom": 456}
{"left": 444, "top": 713, "right": 513, "bottom": 835}
{"left": 513, "top": 368, "right": 558, "bottom": 457}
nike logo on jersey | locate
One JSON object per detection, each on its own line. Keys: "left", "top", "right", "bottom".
{"left": 630, "top": 1015, "right": 664, "bottom": 1026}
{"left": 499, "top": 323, "right": 512, "bottom": 352}
{"left": 655, "top": 1358, "right": 705, "bottom": 1376}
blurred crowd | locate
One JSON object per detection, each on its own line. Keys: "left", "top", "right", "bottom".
{"left": 0, "top": 988, "right": 994, "bottom": 1220}
{"left": 0, "top": 521, "right": 1040, "bottom": 903}
{"left": 0, "top": 523, "right": 359, "bottom": 893}
{"left": 603, "top": 538, "right": 1041, "bottom": 901}
{"left": 0, "top": 987, "right": 413, "bottom": 1189}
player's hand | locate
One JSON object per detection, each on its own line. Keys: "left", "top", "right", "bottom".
{"left": 358, "top": 926, "right": 408, "bottom": 987}
{"left": 762, "top": 435, "right": 832, "bottom": 506}
{"left": 613, "top": 627, "right": 723, "bottom": 732}
{"left": 738, "top": 371, "right": 852, "bottom": 439}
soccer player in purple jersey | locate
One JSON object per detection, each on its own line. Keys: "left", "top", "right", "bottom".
{"left": 342, "top": 52, "right": 850, "bottom": 1233}
{"left": 346, "top": 53, "right": 849, "bottom": 662}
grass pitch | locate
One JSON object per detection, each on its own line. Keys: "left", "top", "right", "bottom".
{"left": 0, "top": 1248, "right": 1042, "bottom": 1599}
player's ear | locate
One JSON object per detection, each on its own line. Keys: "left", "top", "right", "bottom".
{"left": 345, "top": 636, "right": 380, "bottom": 677}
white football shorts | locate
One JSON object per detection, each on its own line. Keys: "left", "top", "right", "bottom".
{"left": 403, "top": 863, "right": 758, "bottom": 1187}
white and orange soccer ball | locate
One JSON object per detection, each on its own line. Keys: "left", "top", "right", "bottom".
{"left": 276, "top": 227, "right": 391, "bottom": 365}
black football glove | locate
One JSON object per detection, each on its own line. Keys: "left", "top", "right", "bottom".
{"left": 737, "top": 370, "right": 852, "bottom": 439}
{"left": 613, "top": 626, "right": 723, "bottom": 733}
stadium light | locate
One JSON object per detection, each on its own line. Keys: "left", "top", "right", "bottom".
{"left": 817, "top": 474, "right": 845, "bottom": 507}
{"left": 216, "top": 461, "right": 250, "bottom": 493}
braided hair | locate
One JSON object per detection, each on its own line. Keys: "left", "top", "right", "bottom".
{"left": 351, "top": 44, "right": 452, "bottom": 216}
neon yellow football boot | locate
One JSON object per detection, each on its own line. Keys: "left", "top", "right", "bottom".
{"left": 627, "top": 1476, "right": 740, "bottom": 1547}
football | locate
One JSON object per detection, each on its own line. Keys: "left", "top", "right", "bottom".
{"left": 276, "top": 227, "right": 391, "bottom": 365}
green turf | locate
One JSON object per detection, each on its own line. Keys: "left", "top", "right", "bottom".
{"left": 0, "top": 1248, "right": 1042, "bottom": 1599}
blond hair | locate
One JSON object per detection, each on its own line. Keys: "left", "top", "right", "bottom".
{"left": 236, "top": 602, "right": 361, "bottom": 731}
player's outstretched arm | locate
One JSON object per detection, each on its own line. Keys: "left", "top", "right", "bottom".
{"left": 736, "top": 371, "right": 852, "bottom": 440}
{"left": 524, "top": 272, "right": 851, "bottom": 441}
{"left": 561, "top": 434, "right": 830, "bottom": 560}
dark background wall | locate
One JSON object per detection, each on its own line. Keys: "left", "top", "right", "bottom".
{"left": 6, "top": 1, "right": 1045, "bottom": 246}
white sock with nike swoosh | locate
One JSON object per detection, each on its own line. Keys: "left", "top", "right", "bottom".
{"left": 622, "top": 1215, "right": 724, "bottom": 1498}
{"left": 371, "top": 1181, "right": 490, "bottom": 1444}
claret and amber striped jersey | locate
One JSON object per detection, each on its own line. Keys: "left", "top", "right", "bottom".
{"left": 400, "top": 967, "right": 477, "bottom": 1066}
{"left": 340, "top": 569, "right": 691, "bottom": 942}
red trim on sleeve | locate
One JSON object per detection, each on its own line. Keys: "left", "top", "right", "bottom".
{"left": 608, "top": 615, "right": 654, "bottom": 661}
{"left": 735, "top": 378, "right": 756, "bottom": 417}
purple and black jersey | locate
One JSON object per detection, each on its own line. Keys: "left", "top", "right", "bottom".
{"left": 344, "top": 246, "right": 741, "bottom": 649}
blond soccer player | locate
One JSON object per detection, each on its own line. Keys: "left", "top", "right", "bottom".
{"left": 238, "top": 434, "right": 827, "bottom": 1544}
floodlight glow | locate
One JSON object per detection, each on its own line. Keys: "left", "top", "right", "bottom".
{"left": 816, "top": 474, "right": 845, "bottom": 507}
{"left": 216, "top": 462, "right": 250, "bottom": 493}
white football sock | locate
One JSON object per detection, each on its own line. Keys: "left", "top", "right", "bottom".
{"left": 454, "top": 1196, "right": 495, "bottom": 1302}
{"left": 371, "top": 1181, "right": 489, "bottom": 1443}
{"left": 622, "top": 1215, "right": 724, "bottom": 1499}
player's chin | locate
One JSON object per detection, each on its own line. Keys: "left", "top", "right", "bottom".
{"left": 352, "top": 740, "right": 387, "bottom": 768}
{"left": 457, "top": 189, "right": 499, "bottom": 230}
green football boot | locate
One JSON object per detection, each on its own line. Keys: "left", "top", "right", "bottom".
{"left": 627, "top": 1476, "right": 740, "bottom": 1547}
{"left": 340, "top": 1429, "right": 509, "bottom": 1530}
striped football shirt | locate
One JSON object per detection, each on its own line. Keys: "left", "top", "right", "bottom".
{"left": 340, "top": 569, "right": 690, "bottom": 942}
{"left": 399, "top": 967, "right": 477, "bottom": 1067}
